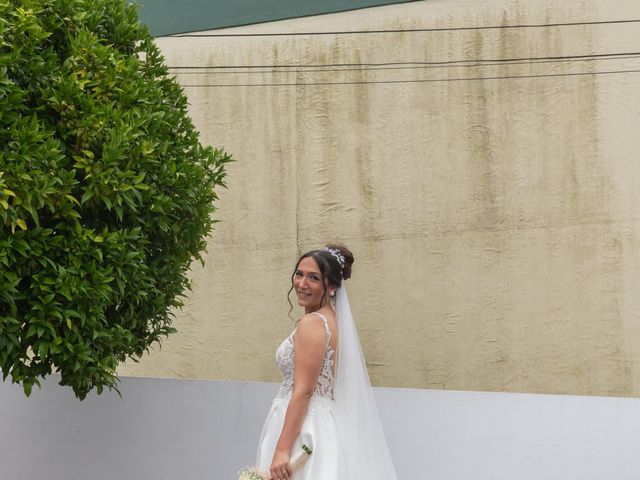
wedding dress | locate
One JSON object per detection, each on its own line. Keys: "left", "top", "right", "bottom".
{"left": 255, "top": 311, "right": 340, "bottom": 479}
{"left": 255, "top": 287, "right": 398, "bottom": 479}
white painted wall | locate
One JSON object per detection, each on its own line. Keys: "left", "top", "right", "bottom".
{"left": 2, "top": 377, "right": 639, "bottom": 479}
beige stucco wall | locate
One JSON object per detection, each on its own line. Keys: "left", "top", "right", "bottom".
{"left": 119, "top": 0, "right": 640, "bottom": 397}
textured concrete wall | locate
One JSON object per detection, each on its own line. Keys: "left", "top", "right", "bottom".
{"left": 119, "top": 0, "right": 640, "bottom": 397}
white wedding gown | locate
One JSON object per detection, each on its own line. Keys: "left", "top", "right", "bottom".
{"left": 255, "top": 312, "right": 340, "bottom": 479}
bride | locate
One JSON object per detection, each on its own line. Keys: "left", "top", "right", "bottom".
{"left": 255, "top": 244, "right": 398, "bottom": 480}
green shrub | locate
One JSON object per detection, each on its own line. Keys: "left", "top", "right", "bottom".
{"left": 0, "top": 0, "right": 232, "bottom": 399}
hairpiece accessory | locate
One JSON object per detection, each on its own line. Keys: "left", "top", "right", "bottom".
{"left": 324, "top": 247, "right": 345, "bottom": 270}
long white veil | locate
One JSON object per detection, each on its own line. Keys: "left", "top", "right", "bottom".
{"left": 334, "top": 286, "right": 398, "bottom": 479}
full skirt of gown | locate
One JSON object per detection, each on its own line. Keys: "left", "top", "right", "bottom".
{"left": 255, "top": 394, "right": 340, "bottom": 479}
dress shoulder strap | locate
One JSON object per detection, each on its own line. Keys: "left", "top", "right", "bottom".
{"left": 309, "top": 311, "right": 332, "bottom": 346}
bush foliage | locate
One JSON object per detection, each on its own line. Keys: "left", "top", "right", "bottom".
{"left": 0, "top": 0, "right": 232, "bottom": 399}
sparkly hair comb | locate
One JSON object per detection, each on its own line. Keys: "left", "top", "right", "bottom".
{"left": 324, "top": 246, "right": 345, "bottom": 271}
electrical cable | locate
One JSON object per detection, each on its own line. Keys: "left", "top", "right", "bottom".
{"left": 167, "top": 51, "right": 640, "bottom": 74}
{"left": 165, "top": 18, "right": 640, "bottom": 38}
{"left": 178, "top": 68, "right": 640, "bottom": 88}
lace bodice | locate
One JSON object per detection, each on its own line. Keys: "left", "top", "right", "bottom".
{"left": 275, "top": 312, "right": 336, "bottom": 400}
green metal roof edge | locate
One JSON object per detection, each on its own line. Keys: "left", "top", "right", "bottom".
{"left": 133, "top": 0, "right": 421, "bottom": 37}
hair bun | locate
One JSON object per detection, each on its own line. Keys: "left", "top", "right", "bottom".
{"left": 325, "top": 243, "right": 354, "bottom": 280}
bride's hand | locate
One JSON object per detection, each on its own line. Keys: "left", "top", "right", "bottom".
{"left": 270, "top": 449, "right": 293, "bottom": 480}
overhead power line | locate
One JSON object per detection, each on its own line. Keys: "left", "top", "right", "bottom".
{"left": 179, "top": 68, "right": 640, "bottom": 88}
{"left": 166, "top": 18, "right": 640, "bottom": 38}
{"left": 167, "top": 51, "right": 640, "bottom": 74}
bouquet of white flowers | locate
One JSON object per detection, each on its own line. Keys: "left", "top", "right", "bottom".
{"left": 237, "top": 444, "right": 312, "bottom": 480}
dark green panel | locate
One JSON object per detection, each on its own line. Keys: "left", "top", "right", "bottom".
{"left": 133, "top": 0, "right": 419, "bottom": 36}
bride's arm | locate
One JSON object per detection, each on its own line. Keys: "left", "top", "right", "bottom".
{"left": 270, "top": 314, "right": 326, "bottom": 479}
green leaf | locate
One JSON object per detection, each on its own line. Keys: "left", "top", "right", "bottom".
{"left": 65, "top": 194, "right": 81, "bottom": 206}
{"left": 38, "top": 342, "right": 49, "bottom": 358}
{"left": 80, "top": 190, "right": 95, "bottom": 204}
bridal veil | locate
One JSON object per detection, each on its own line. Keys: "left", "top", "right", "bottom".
{"left": 333, "top": 286, "right": 398, "bottom": 479}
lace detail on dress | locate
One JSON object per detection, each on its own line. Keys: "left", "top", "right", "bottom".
{"left": 275, "top": 312, "right": 336, "bottom": 400}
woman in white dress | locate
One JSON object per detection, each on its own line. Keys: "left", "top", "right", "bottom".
{"left": 255, "top": 244, "right": 398, "bottom": 480}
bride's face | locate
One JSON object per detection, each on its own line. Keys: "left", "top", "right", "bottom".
{"left": 293, "top": 256, "right": 326, "bottom": 312}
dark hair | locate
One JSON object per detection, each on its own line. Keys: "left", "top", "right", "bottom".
{"left": 287, "top": 243, "right": 355, "bottom": 316}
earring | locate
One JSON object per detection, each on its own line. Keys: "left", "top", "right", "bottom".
{"left": 329, "top": 291, "right": 335, "bottom": 297}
